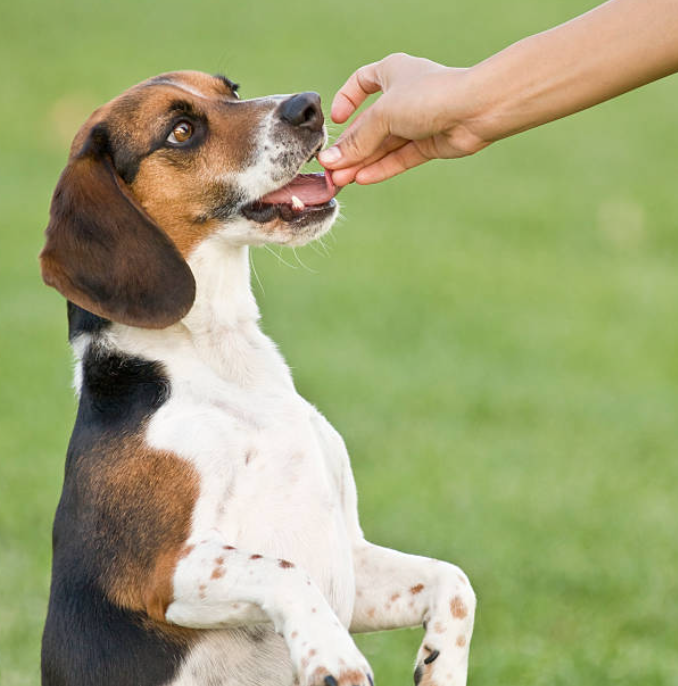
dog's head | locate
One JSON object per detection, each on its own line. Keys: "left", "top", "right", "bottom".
{"left": 40, "top": 71, "right": 339, "bottom": 329}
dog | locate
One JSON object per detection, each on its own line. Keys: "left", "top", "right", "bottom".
{"left": 39, "top": 71, "right": 475, "bottom": 686}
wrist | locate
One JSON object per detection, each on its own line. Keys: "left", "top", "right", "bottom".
{"left": 451, "top": 36, "right": 544, "bottom": 147}
{"left": 435, "top": 67, "right": 496, "bottom": 156}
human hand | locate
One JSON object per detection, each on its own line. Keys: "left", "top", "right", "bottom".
{"left": 318, "top": 53, "right": 491, "bottom": 186}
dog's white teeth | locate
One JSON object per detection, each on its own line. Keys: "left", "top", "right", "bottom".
{"left": 291, "top": 195, "right": 305, "bottom": 211}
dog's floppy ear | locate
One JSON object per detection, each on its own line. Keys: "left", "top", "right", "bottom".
{"left": 40, "top": 124, "right": 196, "bottom": 329}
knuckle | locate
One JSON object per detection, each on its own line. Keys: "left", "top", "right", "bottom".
{"left": 384, "top": 51, "right": 410, "bottom": 63}
{"left": 340, "top": 134, "right": 364, "bottom": 158}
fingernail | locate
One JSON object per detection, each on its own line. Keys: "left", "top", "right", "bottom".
{"left": 319, "top": 146, "right": 341, "bottom": 165}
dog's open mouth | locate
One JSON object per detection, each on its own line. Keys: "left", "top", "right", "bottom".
{"left": 242, "top": 171, "right": 340, "bottom": 224}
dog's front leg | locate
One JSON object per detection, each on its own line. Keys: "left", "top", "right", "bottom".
{"left": 350, "top": 543, "right": 475, "bottom": 686}
{"left": 162, "top": 536, "right": 374, "bottom": 686}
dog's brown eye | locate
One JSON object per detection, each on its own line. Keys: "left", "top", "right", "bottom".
{"left": 168, "top": 121, "right": 193, "bottom": 144}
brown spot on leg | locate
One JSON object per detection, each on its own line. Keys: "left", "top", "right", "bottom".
{"left": 214, "top": 556, "right": 224, "bottom": 565}
{"left": 339, "top": 670, "right": 365, "bottom": 685}
{"left": 390, "top": 593, "right": 401, "bottom": 602}
{"left": 367, "top": 607, "right": 376, "bottom": 618}
{"left": 279, "top": 559, "right": 295, "bottom": 569}
{"left": 410, "top": 583, "right": 425, "bottom": 595}
{"left": 450, "top": 596, "right": 468, "bottom": 619}
{"left": 456, "top": 635, "right": 467, "bottom": 647}
{"left": 211, "top": 566, "right": 225, "bottom": 580}
{"left": 250, "top": 554, "right": 262, "bottom": 560}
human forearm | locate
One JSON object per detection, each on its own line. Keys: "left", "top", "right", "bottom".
{"left": 463, "top": 0, "right": 678, "bottom": 144}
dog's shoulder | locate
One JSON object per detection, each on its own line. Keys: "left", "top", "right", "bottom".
{"left": 54, "top": 318, "right": 199, "bottom": 610}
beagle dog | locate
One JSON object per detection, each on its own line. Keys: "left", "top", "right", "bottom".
{"left": 39, "top": 71, "right": 475, "bottom": 686}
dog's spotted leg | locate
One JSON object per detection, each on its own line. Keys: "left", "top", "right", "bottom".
{"left": 350, "top": 543, "right": 475, "bottom": 686}
{"left": 162, "top": 536, "right": 374, "bottom": 686}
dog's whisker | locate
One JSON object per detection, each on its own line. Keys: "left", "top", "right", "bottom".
{"left": 249, "top": 251, "right": 265, "bottom": 296}
{"left": 263, "top": 244, "right": 298, "bottom": 270}
{"left": 309, "top": 240, "right": 328, "bottom": 258}
{"left": 291, "top": 247, "right": 318, "bottom": 274}
{"left": 315, "top": 235, "right": 332, "bottom": 257}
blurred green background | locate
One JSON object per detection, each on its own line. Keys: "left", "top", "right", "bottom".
{"left": 1, "top": 0, "right": 677, "bottom": 684}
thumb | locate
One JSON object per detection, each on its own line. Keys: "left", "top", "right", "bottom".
{"left": 318, "top": 103, "right": 390, "bottom": 170}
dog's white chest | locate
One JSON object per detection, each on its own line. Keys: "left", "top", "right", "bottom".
{"left": 146, "top": 372, "right": 355, "bottom": 624}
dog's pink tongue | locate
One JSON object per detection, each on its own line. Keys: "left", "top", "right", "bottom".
{"left": 258, "top": 171, "right": 338, "bottom": 205}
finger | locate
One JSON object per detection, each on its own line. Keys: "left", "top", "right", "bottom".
{"left": 353, "top": 141, "right": 431, "bottom": 184}
{"left": 319, "top": 101, "right": 390, "bottom": 170}
{"left": 330, "top": 165, "right": 362, "bottom": 187}
{"left": 330, "top": 135, "right": 409, "bottom": 186}
{"left": 330, "top": 60, "right": 387, "bottom": 124}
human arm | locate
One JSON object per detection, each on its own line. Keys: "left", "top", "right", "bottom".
{"left": 319, "top": 0, "right": 678, "bottom": 185}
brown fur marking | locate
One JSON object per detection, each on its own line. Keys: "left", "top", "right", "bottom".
{"left": 83, "top": 435, "right": 199, "bottom": 639}
{"left": 450, "top": 596, "right": 468, "bottom": 619}
{"left": 411, "top": 584, "right": 425, "bottom": 595}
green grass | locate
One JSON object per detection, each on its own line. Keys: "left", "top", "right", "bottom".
{"left": 1, "top": 0, "right": 677, "bottom": 684}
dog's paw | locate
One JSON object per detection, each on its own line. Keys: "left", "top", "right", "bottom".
{"left": 412, "top": 579, "right": 475, "bottom": 686}
{"left": 413, "top": 644, "right": 443, "bottom": 686}
{"left": 412, "top": 635, "right": 469, "bottom": 686}
{"left": 307, "top": 666, "right": 374, "bottom": 686}
{"left": 296, "top": 629, "right": 373, "bottom": 686}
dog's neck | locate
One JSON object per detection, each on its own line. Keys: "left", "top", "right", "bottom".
{"left": 185, "top": 238, "right": 260, "bottom": 333}
{"left": 107, "top": 238, "right": 294, "bottom": 390}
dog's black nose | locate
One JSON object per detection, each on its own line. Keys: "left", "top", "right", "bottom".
{"left": 279, "top": 92, "right": 324, "bottom": 131}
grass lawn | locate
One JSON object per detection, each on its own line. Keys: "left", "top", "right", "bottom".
{"left": 1, "top": 0, "right": 677, "bottom": 684}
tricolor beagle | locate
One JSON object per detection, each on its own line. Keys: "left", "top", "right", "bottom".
{"left": 39, "top": 71, "right": 475, "bottom": 686}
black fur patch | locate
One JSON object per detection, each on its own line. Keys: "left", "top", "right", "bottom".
{"left": 41, "top": 345, "right": 185, "bottom": 686}
{"left": 42, "top": 579, "right": 186, "bottom": 686}
{"left": 67, "top": 301, "right": 110, "bottom": 340}
{"left": 77, "top": 345, "right": 169, "bottom": 428}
